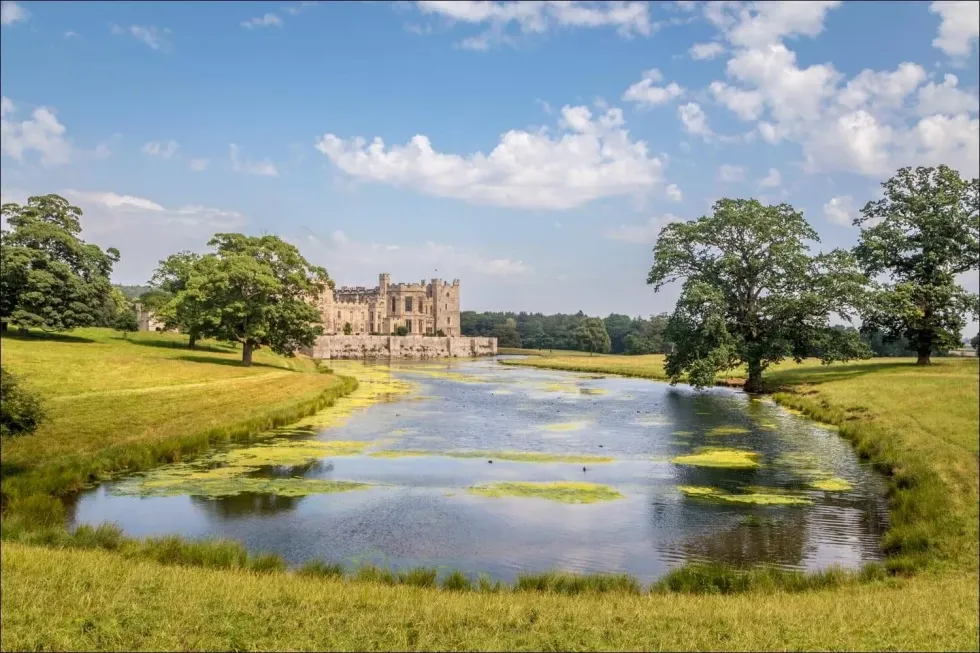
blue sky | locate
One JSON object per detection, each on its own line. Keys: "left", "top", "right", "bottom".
{"left": 2, "top": 1, "right": 978, "bottom": 332}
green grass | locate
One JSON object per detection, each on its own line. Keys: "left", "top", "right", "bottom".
{"left": 0, "top": 328, "right": 358, "bottom": 515}
{"left": 2, "top": 543, "right": 977, "bottom": 651}
{"left": 1, "top": 330, "right": 978, "bottom": 650}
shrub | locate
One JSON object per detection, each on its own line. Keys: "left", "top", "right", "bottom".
{"left": 0, "top": 366, "right": 46, "bottom": 439}
{"left": 394, "top": 326, "right": 409, "bottom": 336}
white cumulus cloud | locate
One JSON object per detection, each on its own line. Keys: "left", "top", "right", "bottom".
{"left": 111, "top": 24, "right": 172, "bottom": 51}
{"left": 188, "top": 158, "right": 210, "bottom": 172}
{"left": 1, "top": 97, "right": 72, "bottom": 167}
{"left": 665, "top": 183, "right": 683, "bottom": 201}
{"left": 823, "top": 195, "right": 856, "bottom": 226}
{"left": 315, "top": 104, "right": 666, "bottom": 210}
{"left": 412, "top": 1, "right": 653, "bottom": 50}
{"left": 1, "top": 1, "right": 29, "bottom": 26}
{"left": 690, "top": 41, "right": 725, "bottom": 60}
{"left": 677, "top": 102, "right": 713, "bottom": 138}
{"left": 929, "top": 1, "right": 979, "bottom": 57}
{"left": 622, "top": 69, "right": 684, "bottom": 106}
{"left": 758, "top": 167, "right": 781, "bottom": 188}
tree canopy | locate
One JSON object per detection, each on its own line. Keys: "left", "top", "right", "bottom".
{"left": 461, "top": 311, "right": 670, "bottom": 354}
{"left": 648, "top": 198, "right": 870, "bottom": 392}
{"left": 0, "top": 195, "right": 119, "bottom": 332}
{"left": 151, "top": 251, "right": 208, "bottom": 347}
{"left": 163, "top": 234, "right": 330, "bottom": 365}
{"left": 574, "top": 317, "right": 611, "bottom": 355}
{"left": 854, "top": 165, "right": 979, "bottom": 365}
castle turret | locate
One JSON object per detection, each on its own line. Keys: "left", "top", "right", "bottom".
{"left": 379, "top": 272, "right": 390, "bottom": 295}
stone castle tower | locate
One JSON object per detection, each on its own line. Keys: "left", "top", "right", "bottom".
{"left": 317, "top": 273, "right": 461, "bottom": 337}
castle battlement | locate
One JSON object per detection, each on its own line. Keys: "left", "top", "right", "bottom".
{"left": 318, "top": 272, "right": 461, "bottom": 337}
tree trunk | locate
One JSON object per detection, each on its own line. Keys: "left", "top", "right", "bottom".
{"left": 745, "top": 358, "right": 764, "bottom": 394}
{"left": 188, "top": 332, "right": 197, "bottom": 349}
{"left": 242, "top": 342, "right": 254, "bottom": 366}
{"left": 0, "top": 321, "right": 7, "bottom": 332}
{"left": 916, "top": 346, "right": 931, "bottom": 366}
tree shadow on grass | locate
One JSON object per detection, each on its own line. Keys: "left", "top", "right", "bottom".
{"left": 764, "top": 360, "right": 923, "bottom": 390}
{"left": 174, "top": 354, "right": 283, "bottom": 371}
{"left": 116, "top": 337, "right": 235, "bottom": 354}
{"left": 0, "top": 330, "right": 96, "bottom": 344}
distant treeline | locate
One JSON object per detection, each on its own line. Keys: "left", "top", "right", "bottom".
{"left": 461, "top": 310, "right": 927, "bottom": 358}
{"left": 461, "top": 311, "right": 671, "bottom": 355}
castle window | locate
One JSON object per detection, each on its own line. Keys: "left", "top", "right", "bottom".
{"left": 405, "top": 297, "right": 412, "bottom": 313}
{"left": 391, "top": 297, "right": 397, "bottom": 313}
{"left": 406, "top": 320, "right": 412, "bottom": 333}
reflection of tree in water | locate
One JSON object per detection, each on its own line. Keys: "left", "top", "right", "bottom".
{"left": 674, "top": 509, "right": 810, "bottom": 568}
{"left": 190, "top": 460, "right": 335, "bottom": 520}
{"left": 191, "top": 492, "right": 304, "bottom": 519}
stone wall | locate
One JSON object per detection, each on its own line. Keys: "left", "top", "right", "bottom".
{"left": 301, "top": 335, "right": 497, "bottom": 360}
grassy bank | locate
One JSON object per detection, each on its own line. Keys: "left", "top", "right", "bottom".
{"left": 2, "top": 542, "right": 976, "bottom": 651}
{"left": 1, "top": 332, "right": 978, "bottom": 650}
{"left": 0, "top": 328, "right": 357, "bottom": 514}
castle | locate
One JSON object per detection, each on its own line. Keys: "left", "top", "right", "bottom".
{"left": 317, "top": 273, "right": 461, "bottom": 337}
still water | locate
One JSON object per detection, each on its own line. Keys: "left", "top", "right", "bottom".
{"left": 67, "top": 357, "right": 888, "bottom": 583}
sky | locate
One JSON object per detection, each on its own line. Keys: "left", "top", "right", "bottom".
{"left": 1, "top": 0, "right": 978, "bottom": 333}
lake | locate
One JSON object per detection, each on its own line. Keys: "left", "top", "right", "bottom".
{"left": 67, "top": 357, "right": 889, "bottom": 584}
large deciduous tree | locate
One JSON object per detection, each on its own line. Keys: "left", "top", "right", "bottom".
{"left": 574, "top": 317, "right": 611, "bottom": 355}
{"left": 648, "top": 198, "right": 870, "bottom": 393}
{"left": 854, "top": 165, "right": 979, "bottom": 365}
{"left": 175, "top": 234, "right": 330, "bottom": 365}
{"left": 0, "top": 195, "right": 119, "bottom": 332}
{"left": 151, "top": 251, "right": 207, "bottom": 348}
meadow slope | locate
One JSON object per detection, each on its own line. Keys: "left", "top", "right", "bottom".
{"left": 1, "top": 335, "right": 978, "bottom": 651}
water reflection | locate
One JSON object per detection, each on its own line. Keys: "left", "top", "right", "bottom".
{"left": 67, "top": 357, "right": 889, "bottom": 583}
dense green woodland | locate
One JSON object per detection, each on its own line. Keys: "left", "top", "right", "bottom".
{"left": 460, "top": 310, "right": 934, "bottom": 358}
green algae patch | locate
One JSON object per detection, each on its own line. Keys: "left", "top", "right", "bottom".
{"left": 672, "top": 430, "right": 694, "bottom": 437}
{"left": 708, "top": 426, "right": 751, "bottom": 436}
{"left": 810, "top": 477, "right": 853, "bottom": 492}
{"left": 671, "top": 448, "right": 761, "bottom": 469}
{"left": 759, "top": 421, "right": 779, "bottom": 430}
{"left": 679, "top": 485, "right": 813, "bottom": 506}
{"left": 468, "top": 481, "right": 624, "bottom": 504}
{"left": 113, "top": 464, "right": 372, "bottom": 498}
{"left": 209, "top": 439, "right": 368, "bottom": 468}
{"left": 579, "top": 387, "right": 608, "bottom": 396}
{"left": 369, "top": 450, "right": 614, "bottom": 463}
{"left": 538, "top": 421, "right": 589, "bottom": 433}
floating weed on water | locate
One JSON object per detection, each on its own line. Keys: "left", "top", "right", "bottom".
{"left": 369, "top": 450, "right": 614, "bottom": 463}
{"left": 539, "top": 421, "right": 589, "bottom": 433}
{"left": 679, "top": 485, "right": 813, "bottom": 506}
{"left": 670, "top": 448, "right": 761, "bottom": 469}
{"left": 759, "top": 421, "right": 779, "bottom": 430}
{"left": 672, "top": 430, "right": 694, "bottom": 437}
{"left": 210, "top": 439, "right": 368, "bottom": 468}
{"left": 540, "top": 382, "right": 579, "bottom": 393}
{"left": 579, "top": 387, "right": 608, "bottom": 396}
{"left": 708, "top": 426, "right": 751, "bottom": 436}
{"left": 115, "top": 476, "right": 371, "bottom": 499}
{"left": 468, "top": 481, "right": 624, "bottom": 504}
{"left": 810, "top": 477, "right": 853, "bottom": 492}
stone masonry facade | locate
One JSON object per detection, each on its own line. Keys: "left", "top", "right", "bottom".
{"left": 300, "top": 335, "right": 497, "bottom": 360}
{"left": 317, "top": 273, "right": 461, "bottom": 337}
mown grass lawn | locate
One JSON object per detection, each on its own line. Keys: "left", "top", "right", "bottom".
{"left": 0, "top": 328, "right": 353, "bottom": 504}
{"left": 1, "top": 334, "right": 978, "bottom": 651}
